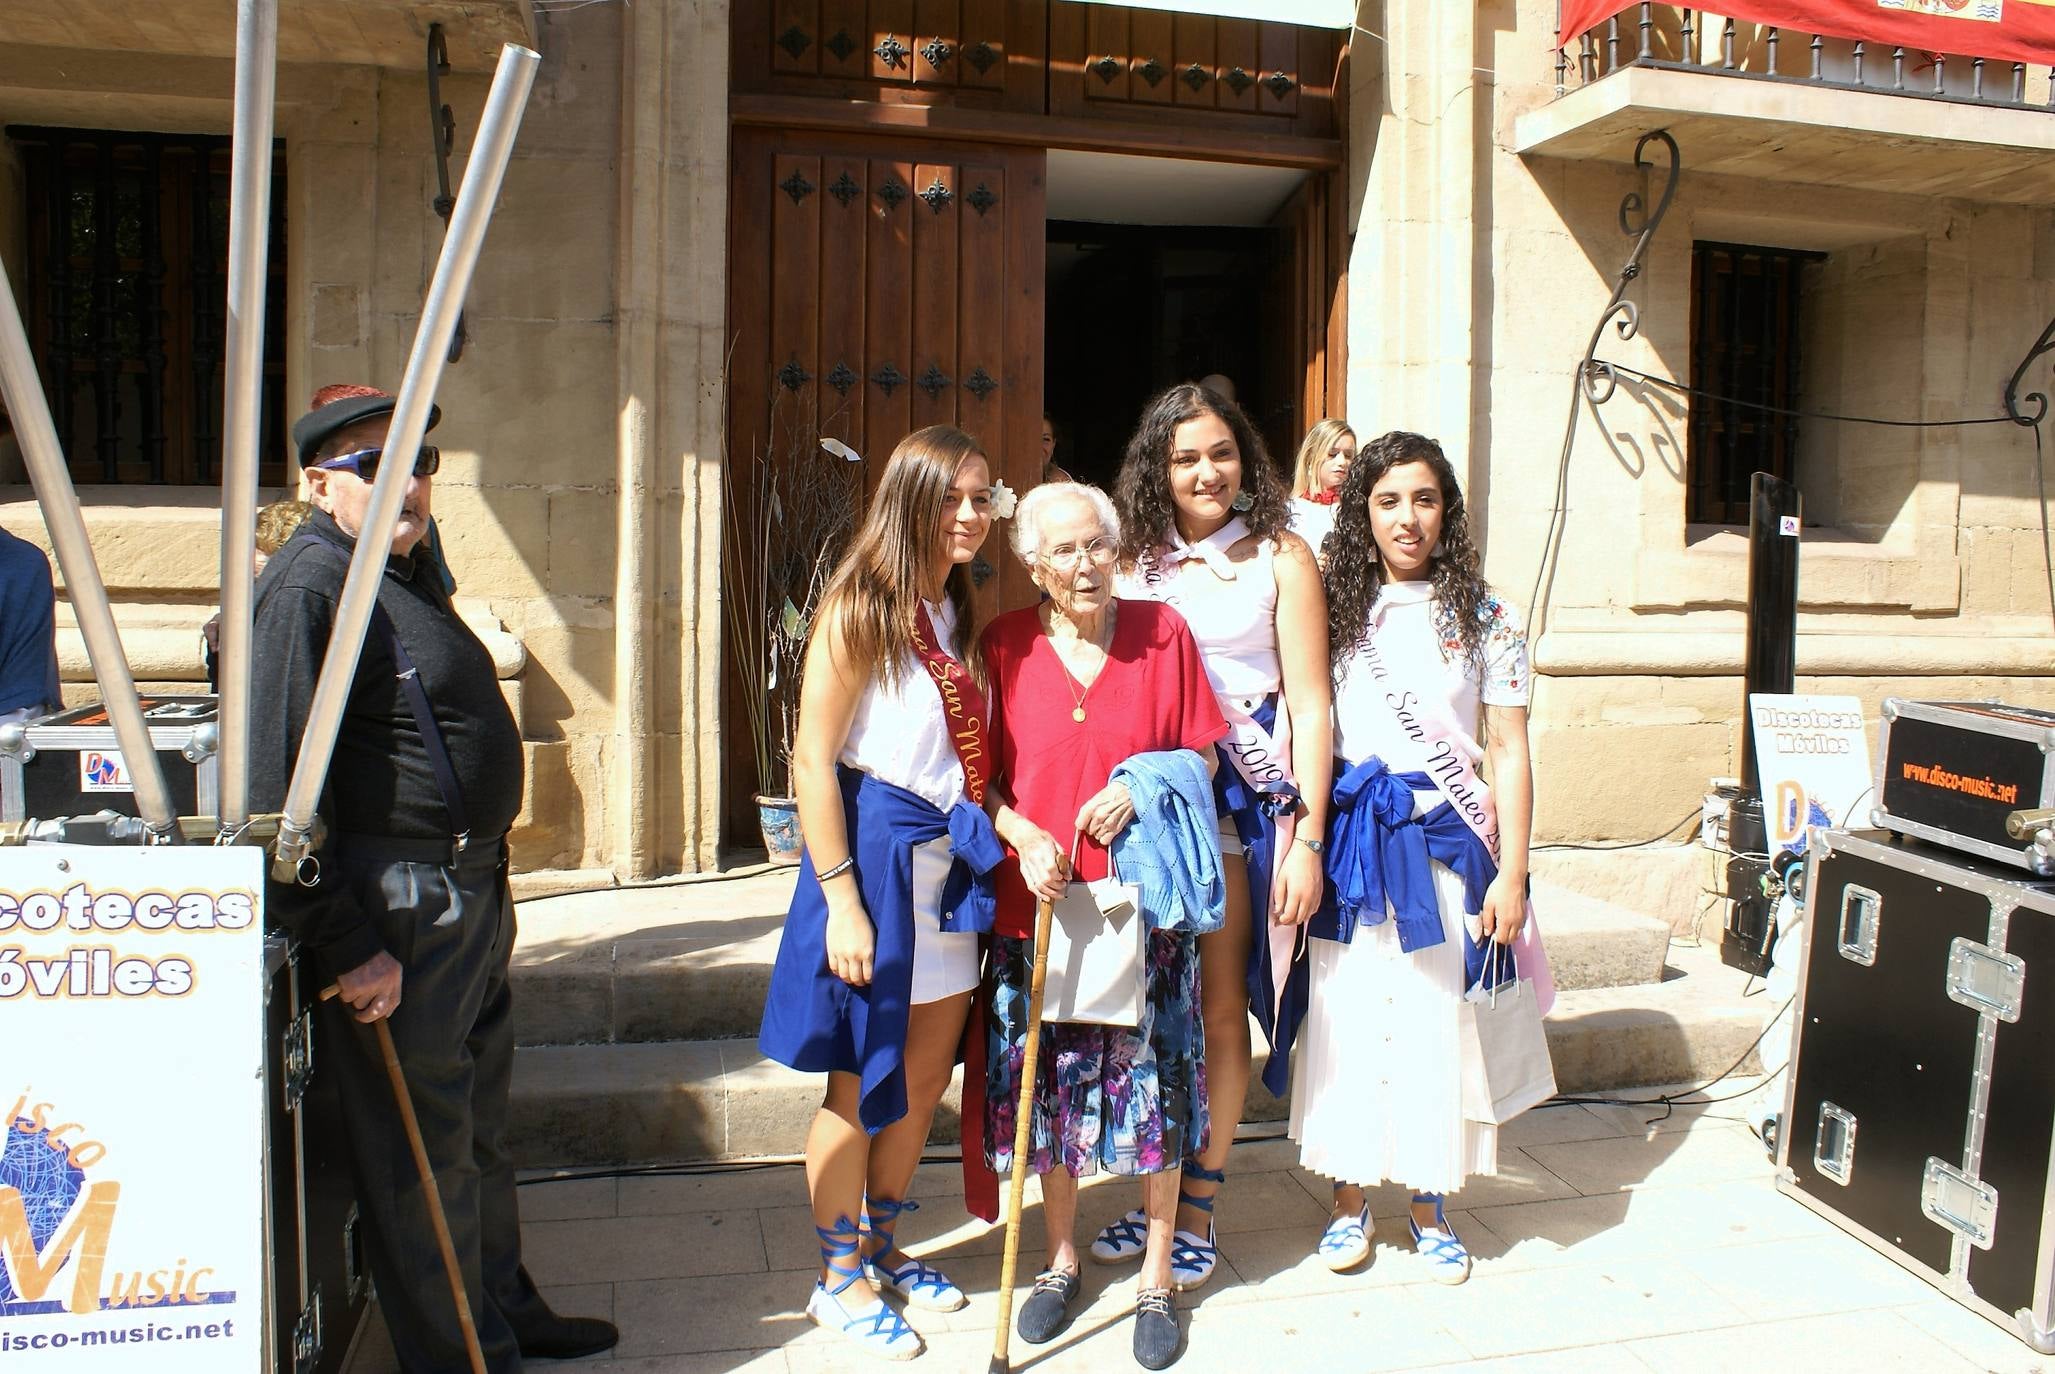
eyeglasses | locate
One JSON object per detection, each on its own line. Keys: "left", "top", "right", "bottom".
{"left": 1038, "top": 537, "right": 1117, "bottom": 573}
{"left": 312, "top": 445, "right": 442, "bottom": 480}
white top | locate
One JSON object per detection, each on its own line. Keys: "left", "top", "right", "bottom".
{"left": 840, "top": 598, "right": 968, "bottom": 812}
{"left": 1117, "top": 519, "right": 1282, "bottom": 708}
{"left": 1288, "top": 498, "right": 1337, "bottom": 559}
{"left": 1332, "top": 580, "right": 1530, "bottom": 771}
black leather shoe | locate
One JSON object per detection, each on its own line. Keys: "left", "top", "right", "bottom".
{"left": 1133, "top": 1287, "right": 1181, "bottom": 1369}
{"left": 518, "top": 1315, "right": 619, "bottom": 1361}
{"left": 1017, "top": 1268, "right": 1082, "bottom": 1345}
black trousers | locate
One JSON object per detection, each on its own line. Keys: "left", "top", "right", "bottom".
{"left": 318, "top": 845, "right": 552, "bottom": 1374}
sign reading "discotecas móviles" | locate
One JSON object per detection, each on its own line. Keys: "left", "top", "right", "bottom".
{"left": 0, "top": 845, "right": 264, "bottom": 1372}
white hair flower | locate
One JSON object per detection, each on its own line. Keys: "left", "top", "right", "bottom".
{"left": 989, "top": 479, "right": 1018, "bottom": 519}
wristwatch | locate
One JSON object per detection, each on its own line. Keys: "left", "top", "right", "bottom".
{"left": 1296, "top": 836, "right": 1325, "bottom": 855}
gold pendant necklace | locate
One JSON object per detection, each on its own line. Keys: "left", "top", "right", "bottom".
{"left": 1049, "top": 605, "right": 1113, "bottom": 725}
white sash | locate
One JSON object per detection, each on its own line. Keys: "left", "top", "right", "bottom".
{"left": 1129, "top": 518, "right": 1298, "bottom": 805}
{"left": 1130, "top": 519, "right": 1302, "bottom": 1016}
{"left": 1356, "top": 593, "right": 1555, "bottom": 1013}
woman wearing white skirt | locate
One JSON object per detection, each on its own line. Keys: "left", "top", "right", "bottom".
{"left": 1289, "top": 430, "right": 1540, "bottom": 1284}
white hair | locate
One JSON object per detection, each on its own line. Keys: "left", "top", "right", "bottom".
{"left": 1009, "top": 481, "right": 1122, "bottom": 568}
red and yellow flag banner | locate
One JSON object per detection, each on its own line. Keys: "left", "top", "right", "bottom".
{"left": 1558, "top": 1, "right": 2055, "bottom": 69}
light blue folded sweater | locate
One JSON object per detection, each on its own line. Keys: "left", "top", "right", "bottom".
{"left": 1110, "top": 748, "right": 1226, "bottom": 935}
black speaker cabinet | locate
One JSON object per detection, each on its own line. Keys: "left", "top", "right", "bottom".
{"left": 1778, "top": 829, "right": 2055, "bottom": 1353}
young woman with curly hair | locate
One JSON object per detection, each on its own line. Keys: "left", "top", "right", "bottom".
{"left": 1088, "top": 382, "right": 1334, "bottom": 1292}
{"left": 1291, "top": 430, "right": 1548, "bottom": 1284}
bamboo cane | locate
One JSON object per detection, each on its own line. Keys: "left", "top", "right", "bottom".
{"left": 322, "top": 985, "right": 487, "bottom": 1374}
{"left": 989, "top": 895, "right": 1056, "bottom": 1374}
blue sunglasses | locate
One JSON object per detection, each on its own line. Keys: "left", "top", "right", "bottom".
{"left": 311, "top": 445, "right": 441, "bottom": 480}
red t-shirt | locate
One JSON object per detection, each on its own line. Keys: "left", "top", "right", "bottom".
{"left": 982, "top": 598, "right": 1228, "bottom": 938}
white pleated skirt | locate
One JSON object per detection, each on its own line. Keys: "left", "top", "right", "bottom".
{"left": 1288, "top": 858, "right": 1498, "bottom": 1194}
{"left": 910, "top": 834, "right": 981, "bottom": 1004}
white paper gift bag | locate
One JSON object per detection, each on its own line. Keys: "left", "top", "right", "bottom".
{"left": 1041, "top": 863, "right": 1146, "bottom": 1027}
{"left": 1459, "top": 940, "right": 1557, "bottom": 1124}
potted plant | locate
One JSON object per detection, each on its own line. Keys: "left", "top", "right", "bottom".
{"left": 721, "top": 402, "right": 868, "bottom": 863}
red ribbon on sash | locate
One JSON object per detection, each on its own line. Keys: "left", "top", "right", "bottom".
{"left": 912, "top": 603, "right": 991, "bottom": 807}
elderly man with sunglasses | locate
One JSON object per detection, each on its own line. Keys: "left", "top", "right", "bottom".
{"left": 248, "top": 384, "right": 616, "bottom": 1372}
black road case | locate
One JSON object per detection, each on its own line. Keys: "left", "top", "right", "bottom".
{"left": 0, "top": 696, "right": 220, "bottom": 823}
{"left": 265, "top": 935, "right": 372, "bottom": 1374}
{"left": 1778, "top": 829, "right": 2055, "bottom": 1352}
{"left": 1875, "top": 698, "right": 2055, "bottom": 876}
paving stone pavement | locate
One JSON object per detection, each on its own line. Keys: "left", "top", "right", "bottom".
{"left": 341, "top": 1080, "right": 2052, "bottom": 1374}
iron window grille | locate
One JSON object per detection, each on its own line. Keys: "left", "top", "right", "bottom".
{"left": 10, "top": 126, "right": 289, "bottom": 487}
{"left": 1687, "top": 240, "right": 1823, "bottom": 527}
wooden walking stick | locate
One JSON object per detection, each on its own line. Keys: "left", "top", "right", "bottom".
{"left": 322, "top": 986, "right": 489, "bottom": 1374}
{"left": 990, "top": 894, "right": 1057, "bottom": 1374}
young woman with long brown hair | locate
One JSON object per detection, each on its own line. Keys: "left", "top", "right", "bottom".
{"left": 758, "top": 425, "right": 1005, "bottom": 1360}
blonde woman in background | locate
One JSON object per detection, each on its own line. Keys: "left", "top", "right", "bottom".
{"left": 1286, "top": 419, "right": 1356, "bottom": 558}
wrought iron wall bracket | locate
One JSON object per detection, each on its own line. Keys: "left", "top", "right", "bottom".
{"left": 1579, "top": 129, "right": 1681, "bottom": 407}
{"left": 426, "top": 24, "right": 466, "bottom": 363}
{"left": 1530, "top": 128, "right": 1682, "bottom": 637}
{"left": 2005, "top": 317, "right": 2055, "bottom": 426}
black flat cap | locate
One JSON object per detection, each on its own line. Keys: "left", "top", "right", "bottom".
{"left": 292, "top": 392, "right": 443, "bottom": 466}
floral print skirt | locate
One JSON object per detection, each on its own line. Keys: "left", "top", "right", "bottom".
{"left": 983, "top": 929, "right": 1207, "bottom": 1178}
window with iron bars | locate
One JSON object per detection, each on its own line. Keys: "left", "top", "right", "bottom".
{"left": 9, "top": 126, "right": 288, "bottom": 488}
{"left": 1687, "top": 241, "right": 1824, "bottom": 527}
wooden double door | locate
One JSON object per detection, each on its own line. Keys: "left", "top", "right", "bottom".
{"left": 724, "top": 122, "right": 1344, "bottom": 844}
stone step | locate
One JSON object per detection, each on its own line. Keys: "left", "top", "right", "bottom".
{"left": 505, "top": 871, "right": 1675, "bottom": 1049}
{"left": 505, "top": 940, "right": 1768, "bottom": 1169}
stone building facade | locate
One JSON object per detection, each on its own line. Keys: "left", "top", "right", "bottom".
{"left": 0, "top": 1, "right": 2048, "bottom": 897}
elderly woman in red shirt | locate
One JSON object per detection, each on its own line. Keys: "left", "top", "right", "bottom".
{"left": 978, "top": 481, "right": 1227, "bottom": 1370}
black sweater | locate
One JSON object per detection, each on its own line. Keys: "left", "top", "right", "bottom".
{"left": 249, "top": 510, "right": 523, "bottom": 976}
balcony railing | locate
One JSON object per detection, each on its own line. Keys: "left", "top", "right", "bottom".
{"left": 1554, "top": 3, "right": 2053, "bottom": 110}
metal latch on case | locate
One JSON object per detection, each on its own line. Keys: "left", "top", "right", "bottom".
{"left": 1946, "top": 938, "right": 2026, "bottom": 1022}
{"left": 1815, "top": 1102, "right": 1857, "bottom": 1185}
{"left": 1922, "top": 1158, "right": 1999, "bottom": 1249}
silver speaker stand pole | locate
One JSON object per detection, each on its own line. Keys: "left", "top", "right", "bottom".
{"left": 270, "top": 43, "right": 541, "bottom": 884}
{"left": 0, "top": 261, "right": 180, "bottom": 838}
{"left": 217, "top": 0, "right": 279, "bottom": 839}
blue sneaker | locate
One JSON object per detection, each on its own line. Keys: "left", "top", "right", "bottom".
{"left": 861, "top": 1197, "right": 966, "bottom": 1312}
{"left": 1408, "top": 1194, "right": 1472, "bottom": 1285}
{"left": 806, "top": 1216, "right": 924, "bottom": 1360}
{"left": 1317, "top": 1198, "right": 1372, "bottom": 1272}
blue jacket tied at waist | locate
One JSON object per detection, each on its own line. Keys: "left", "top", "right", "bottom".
{"left": 1314, "top": 755, "right": 1509, "bottom": 993}
{"left": 1111, "top": 749, "right": 1225, "bottom": 935}
{"left": 758, "top": 768, "right": 1002, "bottom": 1134}
{"left": 1215, "top": 695, "right": 1306, "bottom": 1098}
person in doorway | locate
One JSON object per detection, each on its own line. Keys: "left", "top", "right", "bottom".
{"left": 757, "top": 425, "right": 1004, "bottom": 1361}
{"left": 1097, "top": 384, "right": 1333, "bottom": 1291}
{"left": 1042, "top": 414, "right": 1072, "bottom": 484}
{"left": 1286, "top": 419, "right": 1357, "bottom": 559}
{"left": 249, "top": 383, "right": 618, "bottom": 1372}
{"left": 0, "top": 524, "right": 60, "bottom": 724}
{"left": 1196, "top": 374, "right": 1237, "bottom": 405}
{"left": 979, "top": 481, "right": 1227, "bottom": 1369}
{"left": 1290, "top": 430, "right": 1548, "bottom": 1280}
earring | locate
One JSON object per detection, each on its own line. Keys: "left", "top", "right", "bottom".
{"left": 1231, "top": 491, "right": 1253, "bottom": 512}
{"left": 1366, "top": 542, "right": 1379, "bottom": 562}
